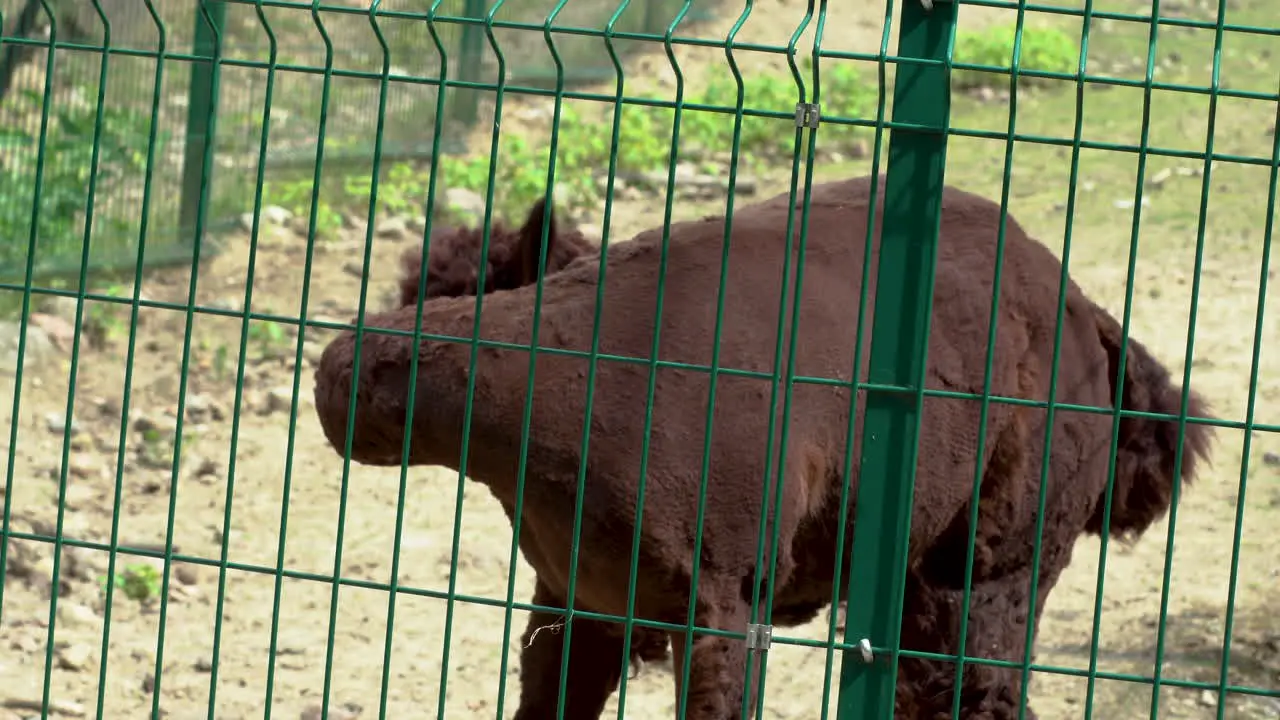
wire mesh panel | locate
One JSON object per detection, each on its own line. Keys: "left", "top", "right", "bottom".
{"left": 467, "top": 0, "right": 724, "bottom": 89}
{"left": 0, "top": 0, "right": 1277, "bottom": 719}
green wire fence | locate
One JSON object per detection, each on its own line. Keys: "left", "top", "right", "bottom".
{"left": 0, "top": 0, "right": 1277, "bottom": 718}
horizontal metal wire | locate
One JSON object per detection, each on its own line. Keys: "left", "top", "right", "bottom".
{"left": 6, "top": 282, "right": 1270, "bottom": 433}
{"left": 4, "top": 527, "right": 1277, "bottom": 702}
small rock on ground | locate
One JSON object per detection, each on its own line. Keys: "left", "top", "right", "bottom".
{"left": 375, "top": 215, "right": 409, "bottom": 240}
{"left": 56, "top": 643, "right": 95, "bottom": 671}
{"left": 342, "top": 261, "right": 367, "bottom": 280}
{"left": 27, "top": 313, "right": 78, "bottom": 352}
{"left": 444, "top": 187, "right": 485, "bottom": 220}
{"left": 299, "top": 702, "right": 361, "bottom": 720}
{"left": 44, "top": 412, "right": 81, "bottom": 436}
{"left": 0, "top": 322, "right": 54, "bottom": 373}
{"left": 1, "top": 697, "right": 86, "bottom": 717}
{"left": 263, "top": 387, "right": 307, "bottom": 415}
{"left": 57, "top": 602, "right": 100, "bottom": 630}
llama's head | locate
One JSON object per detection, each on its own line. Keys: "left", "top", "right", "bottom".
{"left": 315, "top": 197, "right": 596, "bottom": 468}
{"left": 397, "top": 198, "right": 595, "bottom": 309}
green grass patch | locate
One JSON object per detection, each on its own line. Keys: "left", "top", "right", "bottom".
{"left": 250, "top": 55, "right": 879, "bottom": 237}
{"left": 952, "top": 22, "right": 1079, "bottom": 90}
{"left": 443, "top": 56, "right": 877, "bottom": 219}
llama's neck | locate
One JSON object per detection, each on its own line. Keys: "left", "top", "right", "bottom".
{"left": 398, "top": 299, "right": 558, "bottom": 504}
{"left": 314, "top": 286, "right": 577, "bottom": 506}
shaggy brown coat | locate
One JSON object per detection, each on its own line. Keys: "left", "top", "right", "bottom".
{"left": 395, "top": 199, "right": 672, "bottom": 670}
{"left": 312, "top": 174, "right": 1211, "bottom": 719}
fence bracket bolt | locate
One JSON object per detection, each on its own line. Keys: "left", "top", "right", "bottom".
{"left": 858, "top": 638, "right": 874, "bottom": 663}
{"left": 794, "top": 102, "right": 821, "bottom": 129}
{"left": 745, "top": 623, "right": 773, "bottom": 651}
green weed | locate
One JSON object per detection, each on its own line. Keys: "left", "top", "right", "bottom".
{"left": 99, "top": 562, "right": 163, "bottom": 604}
{"left": 212, "top": 342, "right": 232, "bottom": 382}
{"left": 260, "top": 177, "right": 345, "bottom": 240}
{"left": 80, "top": 283, "right": 131, "bottom": 347}
{"left": 136, "top": 425, "right": 171, "bottom": 469}
{"left": 952, "top": 23, "right": 1079, "bottom": 90}
{"left": 247, "top": 319, "right": 291, "bottom": 362}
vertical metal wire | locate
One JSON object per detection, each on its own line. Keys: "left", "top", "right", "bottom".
{"left": 208, "top": 1, "right": 279, "bottom": 715}
{"left": 601, "top": 2, "right": 693, "bottom": 718}
{"left": 148, "top": 1, "right": 223, "bottom": 712}
{"left": 256, "top": 1, "right": 290, "bottom": 716}
{"left": 0, "top": 0, "right": 58, "bottom": 631}
{"left": 466, "top": 0, "right": 522, "bottom": 711}
{"left": 609, "top": 1, "right": 657, "bottom": 714}
{"left": 377, "top": 0, "right": 455, "bottom": 717}
{"left": 744, "top": 2, "right": 826, "bottom": 716}
{"left": 817, "top": 0, "right": 896, "bottom": 714}
{"left": 1014, "top": 0, "right": 1096, "bottom": 716}
{"left": 1209, "top": 64, "right": 1278, "bottom": 720}
{"left": 1148, "top": 0, "right": 1227, "bottom": 715}
{"left": 949, "top": 0, "right": 1029, "bottom": 716}
{"left": 432, "top": 0, "right": 512, "bottom": 705}
{"left": 524, "top": 2, "right": 579, "bottom": 715}
{"left": 1082, "top": 1, "right": 1164, "bottom": 716}
{"left": 93, "top": 1, "right": 167, "bottom": 717}
{"left": 42, "top": 0, "right": 111, "bottom": 714}
{"left": 300, "top": 2, "right": 345, "bottom": 717}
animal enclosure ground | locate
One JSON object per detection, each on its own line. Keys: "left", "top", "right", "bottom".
{"left": 2, "top": 0, "right": 1279, "bottom": 718}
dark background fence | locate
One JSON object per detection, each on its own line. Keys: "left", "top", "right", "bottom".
{"left": 0, "top": 0, "right": 724, "bottom": 287}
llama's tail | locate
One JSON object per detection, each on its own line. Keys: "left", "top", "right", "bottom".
{"left": 1085, "top": 304, "right": 1214, "bottom": 541}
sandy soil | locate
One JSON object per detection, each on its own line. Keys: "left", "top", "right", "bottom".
{"left": 2, "top": 1, "right": 1278, "bottom": 719}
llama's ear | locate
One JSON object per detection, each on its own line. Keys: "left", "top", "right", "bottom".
{"left": 517, "top": 196, "right": 557, "bottom": 287}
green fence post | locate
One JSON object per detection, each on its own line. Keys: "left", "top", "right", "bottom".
{"left": 835, "top": 0, "right": 957, "bottom": 718}
{"left": 179, "top": 0, "right": 225, "bottom": 248}
{"left": 450, "top": 0, "right": 486, "bottom": 126}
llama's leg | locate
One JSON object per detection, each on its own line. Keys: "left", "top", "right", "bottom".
{"left": 892, "top": 403, "right": 1073, "bottom": 719}
{"left": 670, "top": 629, "right": 690, "bottom": 712}
{"left": 513, "top": 578, "right": 626, "bottom": 720}
{"left": 895, "top": 559, "right": 1068, "bottom": 720}
{"left": 665, "top": 605, "right": 765, "bottom": 720}
{"left": 631, "top": 625, "right": 671, "bottom": 665}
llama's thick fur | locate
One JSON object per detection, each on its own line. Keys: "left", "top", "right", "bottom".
{"left": 313, "top": 175, "right": 1212, "bottom": 719}
{"left": 395, "top": 199, "right": 670, "bottom": 670}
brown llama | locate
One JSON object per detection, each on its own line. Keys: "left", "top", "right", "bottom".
{"left": 312, "top": 174, "right": 1212, "bottom": 719}
{"left": 395, "top": 199, "right": 672, "bottom": 671}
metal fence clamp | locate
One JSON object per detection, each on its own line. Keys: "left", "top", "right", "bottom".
{"left": 795, "top": 102, "right": 821, "bottom": 130}
{"left": 745, "top": 623, "right": 774, "bottom": 652}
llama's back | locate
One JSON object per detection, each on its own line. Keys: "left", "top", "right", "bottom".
{"left": 454, "top": 176, "right": 1101, "bottom": 573}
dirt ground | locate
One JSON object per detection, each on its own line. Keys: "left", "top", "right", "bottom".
{"left": 2, "top": 1, "right": 1279, "bottom": 719}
